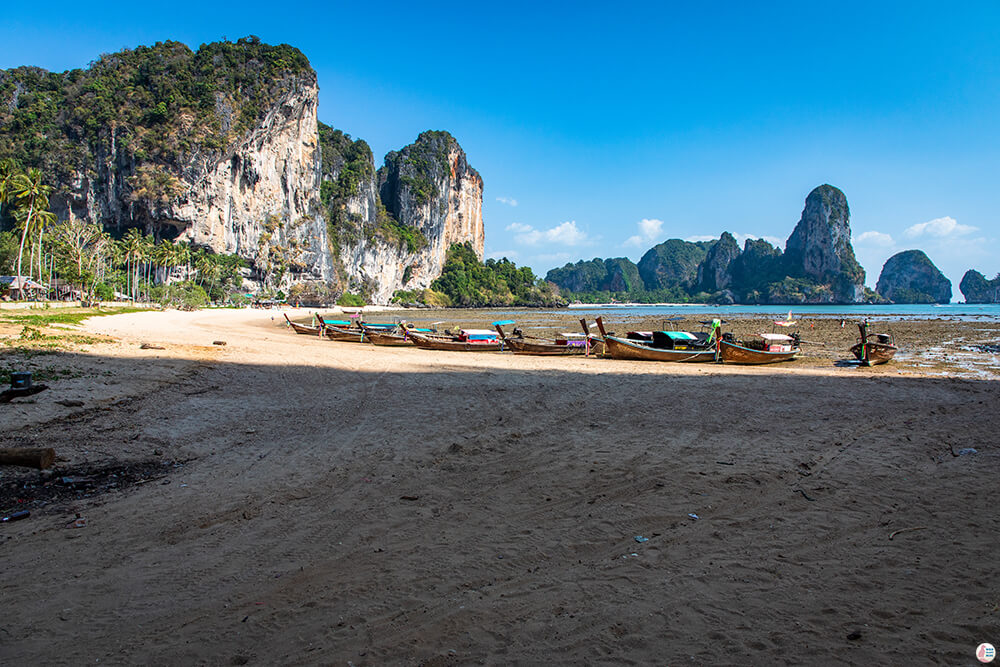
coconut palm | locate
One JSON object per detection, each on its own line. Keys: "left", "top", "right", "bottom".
{"left": 120, "top": 228, "right": 145, "bottom": 300}
{"left": 152, "top": 240, "right": 174, "bottom": 285}
{"left": 11, "top": 168, "right": 52, "bottom": 287}
{"left": 33, "top": 209, "right": 57, "bottom": 287}
{"left": 174, "top": 241, "right": 192, "bottom": 280}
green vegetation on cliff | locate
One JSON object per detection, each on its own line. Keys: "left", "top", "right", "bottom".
{"left": 960, "top": 269, "right": 1000, "bottom": 304}
{"left": 0, "top": 36, "right": 313, "bottom": 183}
{"left": 428, "top": 243, "right": 566, "bottom": 307}
{"left": 318, "top": 122, "right": 428, "bottom": 259}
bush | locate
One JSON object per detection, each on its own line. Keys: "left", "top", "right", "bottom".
{"left": 336, "top": 292, "right": 365, "bottom": 307}
{"left": 150, "top": 281, "right": 209, "bottom": 310}
{"left": 90, "top": 282, "right": 114, "bottom": 301}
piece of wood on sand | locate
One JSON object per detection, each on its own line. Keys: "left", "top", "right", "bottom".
{"left": 0, "top": 384, "right": 49, "bottom": 403}
{"left": 0, "top": 447, "right": 56, "bottom": 469}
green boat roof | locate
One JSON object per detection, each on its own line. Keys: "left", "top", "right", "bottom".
{"left": 661, "top": 331, "right": 697, "bottom": 340}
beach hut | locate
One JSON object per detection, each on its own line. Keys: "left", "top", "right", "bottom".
{"left": 0, "top": 276, "right": 47, "bottom": 300}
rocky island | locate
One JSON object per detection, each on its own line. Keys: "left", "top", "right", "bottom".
{"left": 547, "top": 184, "right": 870, "bottom": 304}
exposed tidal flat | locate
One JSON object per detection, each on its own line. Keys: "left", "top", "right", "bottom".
{"left": 1, "top": 307, "right": 998, "bottom": 665}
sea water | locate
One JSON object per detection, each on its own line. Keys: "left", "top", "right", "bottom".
{"left": 555, "top": 303, "right": 1000, "bottom": 321}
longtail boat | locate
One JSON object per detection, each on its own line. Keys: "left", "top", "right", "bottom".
{"left": 493, "top": 320, "right": 594, "bottom": 356}
{"left": 284, "top": 313, "right": 322, "bottom": 336}
{"left": 719, "top": 332, "right": 800, "bottom": 364}
{"left": 364, "top": 322, "right": 435, "bottom": 347}
{"left": 315, "top": 314, "right": 365, "bottom": 342}
{"left": 406, "top": 327, "right": 504, "bottom": 352}
{"left": 850, "top": 321, "right": 897, "bottom": 366}
{"left": 316, "top": 314, "right": 395, "bottom": 342}
{"left": 594, "top": 317, "right": 720, "bottom": 362}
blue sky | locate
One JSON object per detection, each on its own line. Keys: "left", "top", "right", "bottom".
{"left": 2, "top": 1, "right": 998, "bottom": 296}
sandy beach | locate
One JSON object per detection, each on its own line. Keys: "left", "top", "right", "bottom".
{"left": 1, "top": 307, "right": 998, "bottom": 665}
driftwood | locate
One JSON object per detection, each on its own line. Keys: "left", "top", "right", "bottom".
{"left": 0, "top": 447, "right": 56, "bottom": 469}
{"left": 140, "top": 343, "right": 165, "bottom": 350}
{"left": 0, "top": 384, "right": 49, "bottom": 403}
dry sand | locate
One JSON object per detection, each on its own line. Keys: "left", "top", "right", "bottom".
{"left": 1, "top": 307, "right": 998, "bottom": 665}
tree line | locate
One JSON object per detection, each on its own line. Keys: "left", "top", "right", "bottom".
{"left": 0, "top": 159, "right": 245, "bottom": 305}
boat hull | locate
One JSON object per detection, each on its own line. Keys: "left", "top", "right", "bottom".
{"left": 323, "top": 326, "right": 366, "bottom": 342}
{"left": 603, "top": 336, "right": 717, "bottom": 362}
{"left": 850, "top": 342, "right": 897, "bottom": 366}
{"left": 407, "top": 331, "right": 503, "bottom": 352}
{"left": 505, "top": 338, "right": 590, "bottom": 355}
{"left": 367, "top": 331, "right": 413, "bottom": 346}
{"left": 284, "top": 314, "right": 322, "bottom": 336}
{"left": 719, "top": 340, "right": 798, "bottom": 364}
{"left": 288, "top": 322, "right": 321, "bottom": 335}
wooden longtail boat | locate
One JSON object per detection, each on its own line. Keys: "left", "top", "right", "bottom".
{"left": 314, "top": 314, "right": 364, "bottom": 342}
{"left": 718, "top": 332, "right": 800, "bottom": 364}
{"left": 316, "top": 315, "right": 394, "bottom": 342}
{"left": 850, "top": 321, "right": 897, "bottom": 366}
{"left": 363, "top": 322, "right": 435, "bottom": 347}
{"left": 365, "top": 330, "right": 412, "bottom": 346}
{"left": 593, "top": 317, "right": 720, "bottom": 362}
{"left": 284, "top": 313, "right": 322, "bottom": 336}
{"left": 406, "top": 328, "right": 504, "bottom": 352}
{"left": 493, "top": 321, "right": 592, "bottom": 356}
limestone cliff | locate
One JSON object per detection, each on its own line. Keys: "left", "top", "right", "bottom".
{"left": 319, "top": 129, "right": 485, "bottom": 304}
{"left": 959, "top": 270, "right": 1000, "bottom": 304}
{"left": 783, "top": 184, "right": 865, "bottom": 302}
{"left": 375, "top": 131, "right": 484, "bottom": 294}
{"left": 876, "top": 250, "right": 952, "bottom": 304}
{"left": 0, "top": 39, "right": 335, "bottom": 287}
{"left": 696, "top": 232, "right": 740, "bottom": 292}
{"left": 636, "top": 239, "right": 713, "bottom": 292}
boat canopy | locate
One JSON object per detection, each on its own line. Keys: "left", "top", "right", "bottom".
{"left": 461, "top": 329, "right": 499, "bottom": 337}
{"left": 759, "top": 333, "right": 794, "bottom": 341}
{"left": 661, "top": 331, "right": 698, "bottom": 341}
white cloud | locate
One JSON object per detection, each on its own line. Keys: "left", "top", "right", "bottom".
{"left": 545, "top": 221, "right": 588, "bottom": 245}
{"left": 496, "top": 196, "right": 518, "bottom": 207}
{"left": 507, "top": 220, "right": 589, "bottom": 246}
{"left": 904, "top": 216, "right": 977, "bottom": 239}
{"left": 624, "top": 218, "right": 664, "bottom": 247}
{"left": 855, "top": 231, "right": 895, "bottom": 247}
{"left": 486, "top": 249, "right": 519, "bottom": 261}
{"left": 505, "top": 222, "right": 532, "bottom": 233}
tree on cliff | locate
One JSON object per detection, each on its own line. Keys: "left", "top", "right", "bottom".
{"left": 431, "top": 243, "right": 565, "bottom": 307}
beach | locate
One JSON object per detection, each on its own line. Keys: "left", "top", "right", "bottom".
{"left": 1, "top": 307, "right": 998, "bottom": 665}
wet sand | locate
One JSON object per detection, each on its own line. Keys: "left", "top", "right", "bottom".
{"left": 1, "top": 307, "right": 997, "bottom": 665}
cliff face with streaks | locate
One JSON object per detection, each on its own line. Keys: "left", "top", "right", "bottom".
{"left": 1, "top": 39, "right": 486, "bottom": 302}
{"left": 319, "top": 129, "right": 484, "bottom": 304}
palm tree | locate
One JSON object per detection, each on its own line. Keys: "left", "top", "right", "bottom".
{"left": 34, "top": 209, "right": 57, "bottom": 287}
{"left": 120, "top": 228, "right": 144, "bottom": 300}
{"left": 12, "top": 168, "right": 52, "bottom": 287}
{"left": 174, "top": 241, "right": 192, "bottom": 281}
{"left": 140, "top": 233, "right": 155, "bottom": 301}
